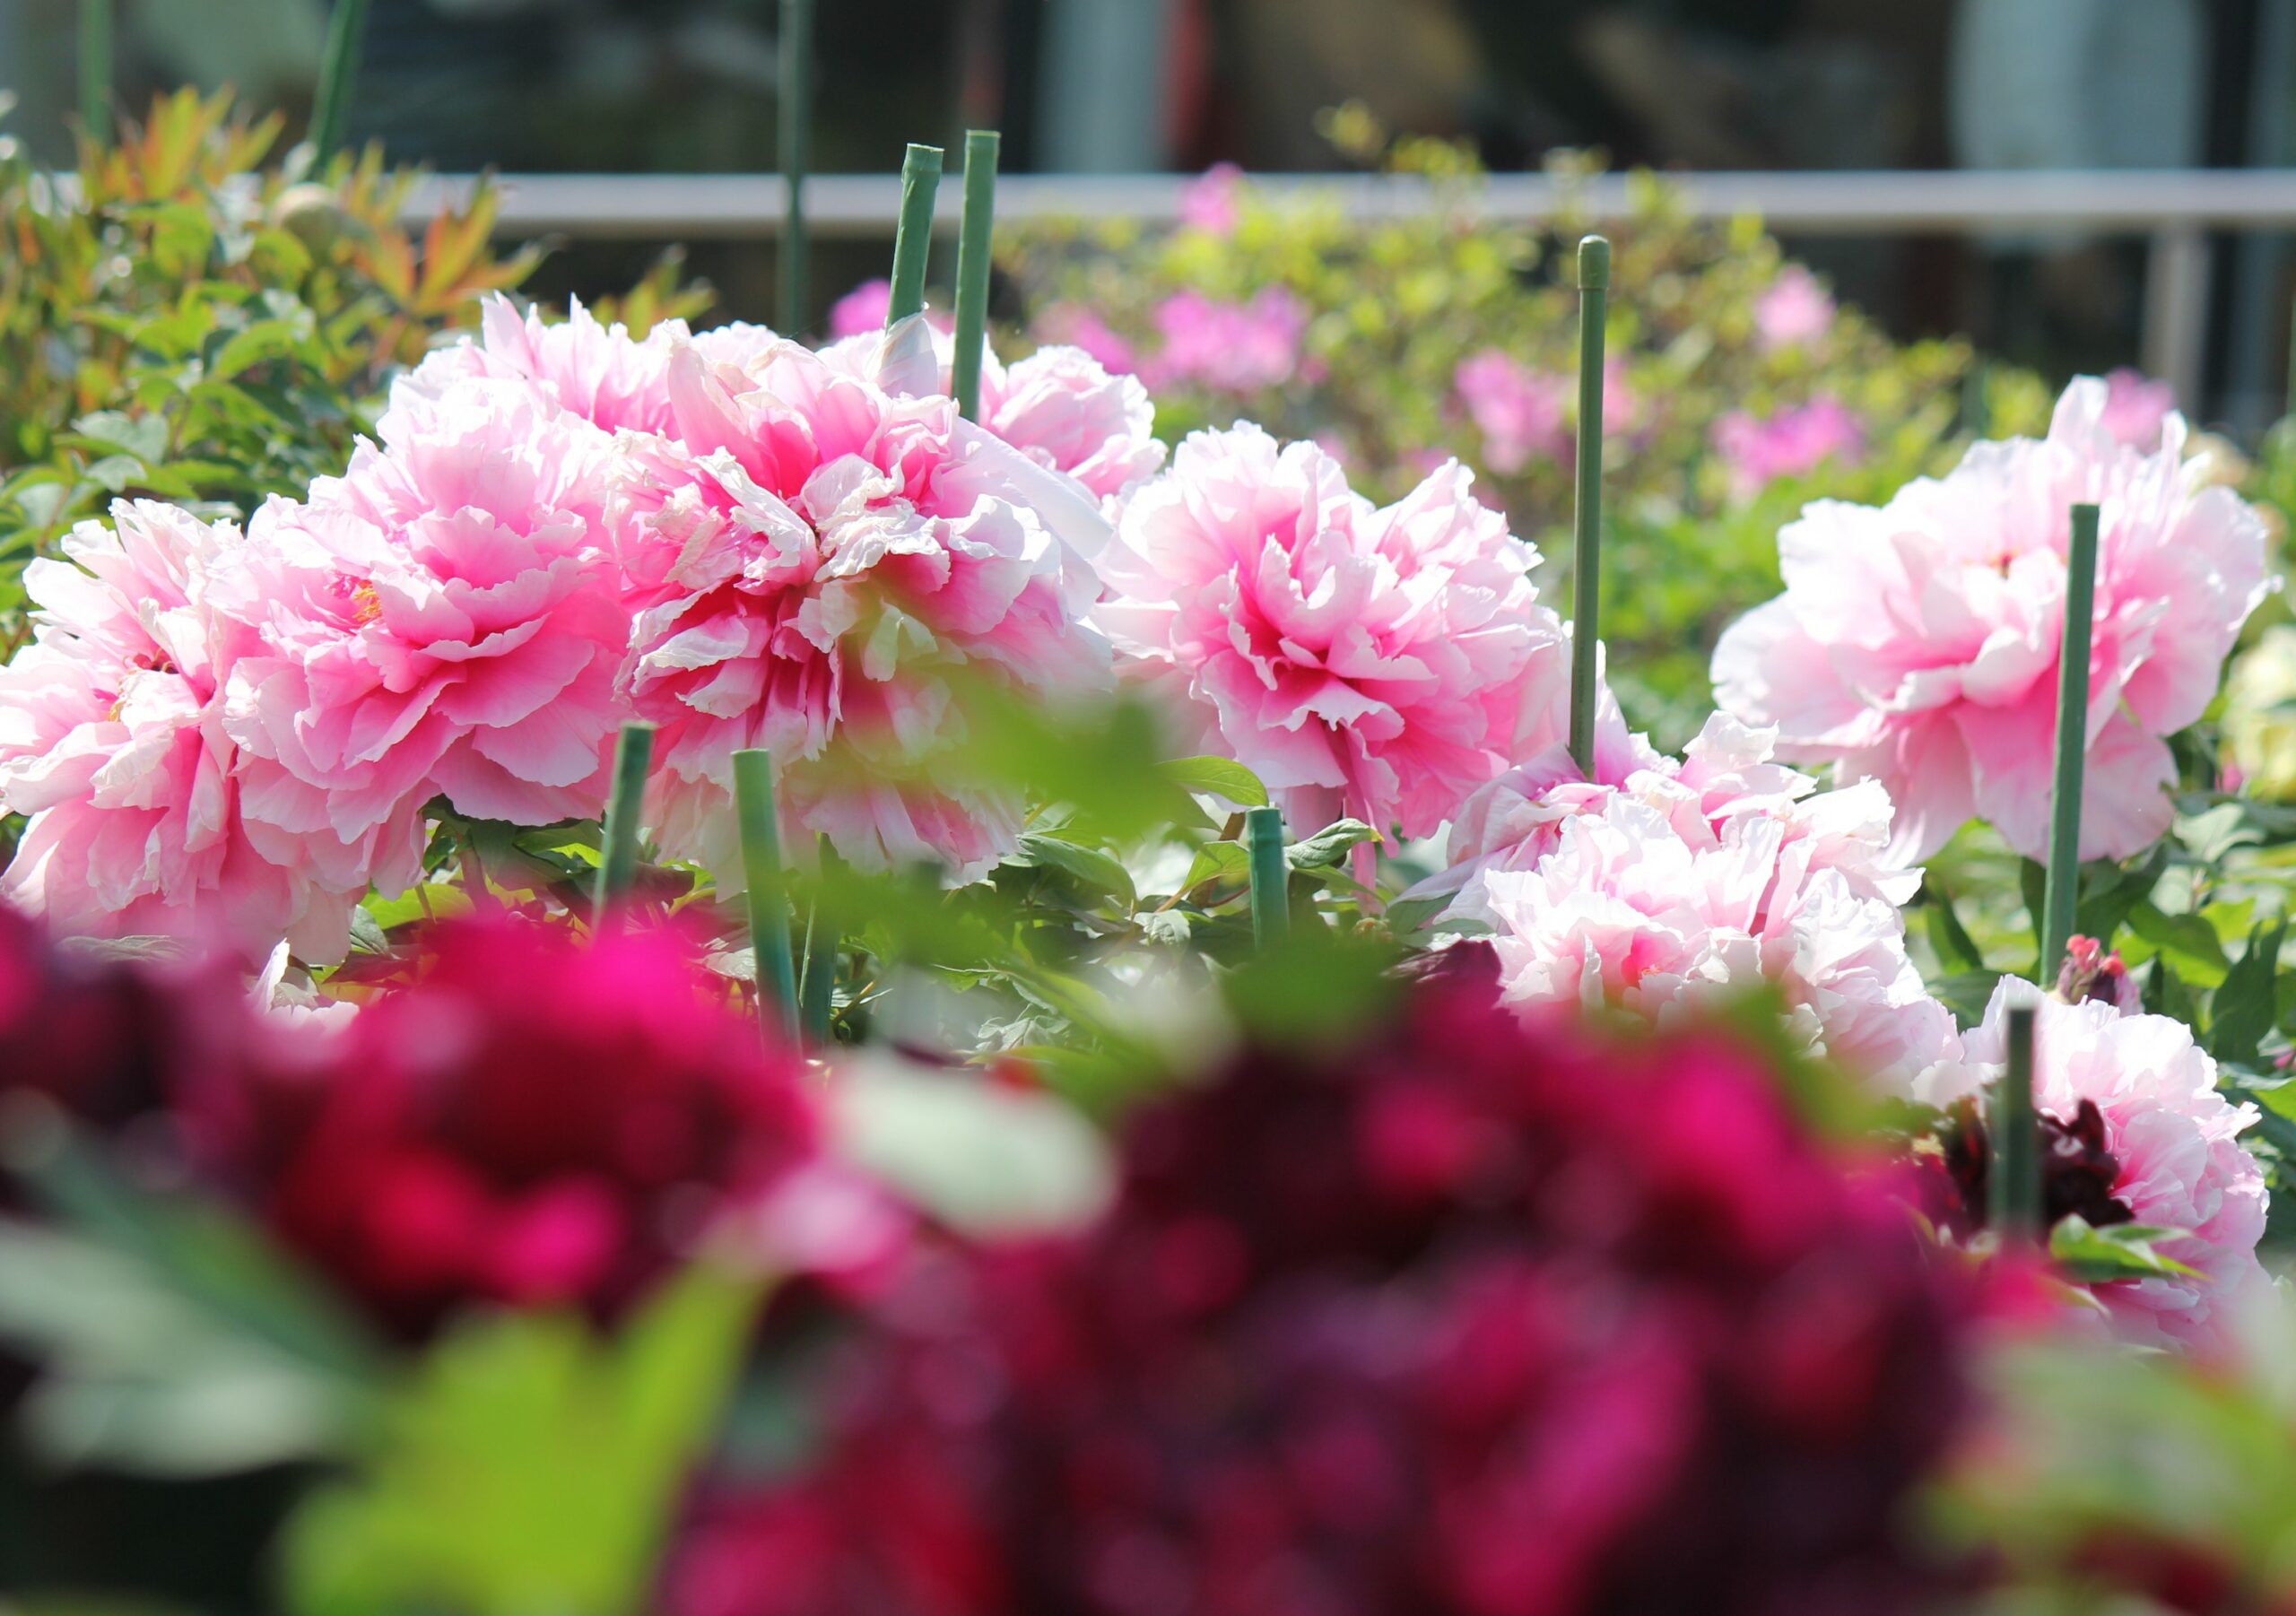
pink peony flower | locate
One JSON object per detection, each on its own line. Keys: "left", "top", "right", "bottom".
{"left": 1178, "top": 161, "right": 1244, "bottom": 235}
{"left": 611, "top": 334, "right": 1112, "bottom": 883}
{"left": 1754, "top": 265, "right": 1836, "bottom": 352}
{"left": 1095, "top": 424, "right": 1568, "bottom": 841}
{"left": 1712, "top": 377, "right": 2272, "bottom": 864}
{"left": 0, "top": 503, "right": 362, "bottom": 960}
{"left": 2100, "top": 367, "right": 2178, "bottom": 453}
{"left": 1960, "top": 979, "right": 2269, "bottom": 1353}
{"left": 391, "top": 294, "right": 696, "bottom": 438}
{"left": 1462, "top": 779, "right": 1961, "bottom": 1097}
{"left": 1710, "top": 396, "right": 1864, "bottom": 501}
{"left": 1454, "top": 349, "right": 1570, "bottom": 475}
{"left": 1029, "top": 302, "right": 1138, "bottom": 377}
{"left": 827, "top": 278, "right": 893, "bottom": 339}
{"left": 213, "top": 378, "right": 633, "bottom": 891}
{"left": 1144, "top": 288, "right": 1306, "bottom": 395}
{"left": 825, "top": 320, "right": 1166, "bottom": 502}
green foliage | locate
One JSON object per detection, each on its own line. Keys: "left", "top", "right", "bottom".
{"left": 0, "top": 87, "right": 708, "bottom": 636}
{"left": 998, "top": 127, "right": 2022, "bottom": 745}
{"left": 279, "top": 1265, "right": 760, "bottom": 1616}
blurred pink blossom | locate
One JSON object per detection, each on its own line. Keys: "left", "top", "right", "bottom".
{"left": 1096, "top": 424, "right": 1567, "bottom": 841}
{"left": 1712, "top": 377, "right": 2271, "bottom": 864}
{"left": 0, "top": 503, "right": 362, "bottom": 961}
{"left": 1961, "top": 979, "right": 2269, "bottom": 1353}
{"left": 215, "top": 378, "right": 632, "bottom": 894}
{"left": 1144, "top": 288, "right": 1307, "bottom": 395}
{"left": 1029, "top": 303, "right": 1138, "bottom": 376}
{"left": 1178, "top": 161, "right": 1244, "bottom": 235}
{"left": 1454, "top": 350, "right": 1570, "bottom": 474}
{"left": 2100, "top": 367, "right": 2178, "bottom": 453}
{"left": 1754, "top": 265, "right": 1836, "bottom": 351}
{"left": 1710, "top": 396, "right": 1864, "bottom": 500}
{"left": 827, "top": 279, "right": 893, "bottom": 339}
{"left": 612, "top": 335, "right": 1111, "bottom": 884}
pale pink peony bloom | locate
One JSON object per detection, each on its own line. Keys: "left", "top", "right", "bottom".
{"left": 2100, "top": 367, "right": 2178, "bottom": 453}
{"left": 1753, "top": 265, "right": 1836, "bottom": 352}
{"left": 1144, "top": 288, "right": 1307, "bottom": 395}
{"left": 391, "top": 294, "right": 697, "bottom": 439}
{"left": 1712, "top": 377, "right": 2272, "bottom": 864}
{"left": 1961, "top": 978, "right": 2270, "bottom": 1353}
{"left": 1454, "top": 350, "right": 1570, "bottom": 475}
{"left": 827, "top": 279, "right": 893, "bottom": 339}
{"left": 1710, "top": 396, "right": 1864, "bottom": 501}
{"left": 610, "top": 334, "right": 1112, "bottom": 883}
{"left": 214, "top": 378, "right": 633, "bottom": 890}
{"left": 1095, "top": 424, "right": 1568, "bottom": 841}
{"left": 1463, "top": 786, "right": 1960, "bottom": 1098}
{"left": 1031, "top": 303, "right": 1139, "bottom": 377}
{"left": 1178, "top": 162, "right": 1245, "bottom": 235}
{"left": 0, "top": 503, "right": 361, "bottom": 960}
{"left": 824, "top": 319, "right": 1166, "bottom": 502}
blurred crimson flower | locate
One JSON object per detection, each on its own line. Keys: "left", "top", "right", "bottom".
{"left": 669, "top": 971, "right": 1997, "bottom": 1616}
{"left": 182, "top": 917, "right": 823, "bottom": 1337}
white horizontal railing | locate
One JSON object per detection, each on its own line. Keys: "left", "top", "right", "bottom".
{"left": 396, "top": 168, "right": 2296, "bottom": 238}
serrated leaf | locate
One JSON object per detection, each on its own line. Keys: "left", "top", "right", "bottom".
{"left": 1155, "top": 755, "right": 1269, "bottom": 808}
{"left": 1286, "top": 818, "right": 1376, "bottom": 870}
{"left": 2048, "top": 1216, "right": 2200, "bottom": 1284}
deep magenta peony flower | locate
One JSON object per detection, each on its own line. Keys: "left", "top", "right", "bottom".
{"left": 184, "top": 917, "right": 822, "bottom": 1337}
{"left": 0, "top": 503, "right": 366, "bottom": 960}
{"left": 1955, "top": 979, "right": 2269, "bottom": 1353}
{"left": 612, "top": 334, "right": 1112, "bottom": 882}
{"left": 665, "top": 973, "right": 1998, "bottom": 1616}
{"left": 1097, "top": 424, "right": 1569, "bottom": 841}
{"left": 1713, "top": 377, "right": 2272, "bottom": 863}
{"left": 0, "top": 904, "right": 198, "bottom": 1129}
{"left": 214, "top": 377, "right": 634, "bottom": 894}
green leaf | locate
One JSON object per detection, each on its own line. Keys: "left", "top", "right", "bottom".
{"left": 2208, "top": 920, "right": 2286, "bottom": 1067}
{"left": 1180, "top": 839, "right": 1248, "bottom": 891}
{"left": 1920, "top": 876, "right": 1986, "bottom": 974}
{"left": 1286, "top": 818, "right": 1376, "bottom": 870}
{"left": 2048, "top": 1216, "right": 2200, "bottom": 1284}
{"left": 831, "top": 1053, "right": 1113, "bottom": 1237}
{"left": 1155, "top": 755, "right": 1269, "bottom": 808}
{"left": 280, "top": 1265, "right": 761, "bottom": 1616}
{"left": 2124, "top": 901, "right": 2232, "bottom": 989}
{"left": 1009, "top": 832, "right": 1136, "bottom": 908}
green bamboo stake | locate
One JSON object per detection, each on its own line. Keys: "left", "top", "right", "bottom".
{"left": 310, "top": 0, "right": 373, "bottom": 164}
{"left": 1246, "top": 805, "right": 1288, "bottom": 951}
{"left": 884, "top": 143, "right": 944, "bottom": 327}
{"left": 952, "top": 129, "right": 1001, "bottom": 419}
{"left": 1989, "top": 1003, "right": 2041, "bottom": 1240}
{"left": 733, "top": 750, "right": 802, "bottom": 1043}
{"left": 77, "top": 0, "right": 111, "bottom": 146}
{"left": 798, "top": 833, "right": 836, "bottom": 1046}
{"left": 594, "top": 722, "right": 655, "bottom": 925}
{"left": 777, "top": 0, "right": 813, "bottom": 336}
{"left": 2039, "top": 503, "right": 2100, "bottom": 979}
{"left": 1568, "top": 235, "right": 1611, "bottom": 778}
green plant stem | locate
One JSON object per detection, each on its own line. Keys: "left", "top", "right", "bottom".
{"left": 798, "top": 834, "right": 836, "bottom": 1046}
{"left": 952, "top": 129, "right": 1001, "bottom": 418}
{"left": 311, "top": 0, "right": 373, "bottom": 164}
{"left": 885, "top": 143, "right": 944, "bottom": 327}
{"left": 1569, "top": 235, "right": 1611, "bottom": 778}
{"left": 594, "top": 722, "right": 655, "bottom": 926}
{"left": 1246, "top": 805, "right": 1288, "bottom": 951}
{"left": 1990, "top": 1003, "right": 2040, "bottom": 1240}
{"left": 77, "top": 0, "right": 111, "bottom": 145}
{"left": 733, "top": 750, "right": 801, "bottom": 1044}
{"left": 2040, "top": 503, "right": 2100, "bottom": 978}
{"left": 777, "top": 0, "right": 813, "bottom": 335}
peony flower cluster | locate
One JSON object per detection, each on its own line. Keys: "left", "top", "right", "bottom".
{"left": 1428, "top": 715, "right": 1959, "bottom": 1096}
{"left": 665, "top": 970, "right": 2002, "bottom": 1616}
{"left": 1939, "top": 979, "right": 2270, "bottom": 1354}
{"left": 179, "top": 917, "right": 829, "bottom": 1338}
{"left": 1095, "top": 423, "right": 1570, "bottom": 842}
{"left": 1714, "top": 377, "right": 2273, "bottom": 864}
